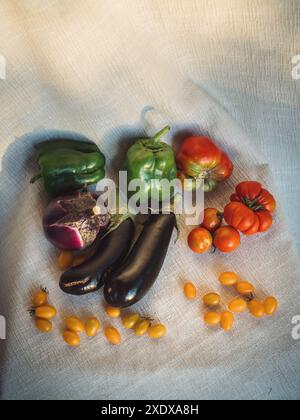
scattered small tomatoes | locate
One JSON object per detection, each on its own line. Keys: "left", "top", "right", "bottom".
{"left": 34, "top": 305, "right": 57, "bottom": 320}
{"left": 122, "top": 313, "right": 140, "bottom": 329}
{"left": 63, "top": 330, "right": 81, "bottom": 347}
{"left": 134, "top": 320, "right": 151, "bottom": 337}
{"left": 214, "top": 226, "right": 241, "bottom": 253}
{"left": 105, "top": 327, "right": 121, "bottom": 345}
{"left": 148, "top": 324, "right": 167, "bottom": 339}
{"left": 188, "top": 227, "right": 213, "bottom": 254}
{"left": 33, "top": 288, "right": 48, "bottom": 307}
{"left": 85, "top": 317, "right": 101, "bottom": 337}
{"left": 221, "top": 311, "right": 234, "bottom": 332}
{"left": 105, "top": 306, "right": 121, "bottom": 318}
{"left": 219, "top": 272, "right": 239, "bottom": 286}
{"left": 236, "top": 281, "right": 255, "bottom": 296}
{"left": 248, "top": 300, "right": 265, "bottom": 318}
{"left": 66, "top": 316, "right": 85, "bottom": 333}
{"left": 203, "top": 293, "right": 221, "bottom": 307}
{"left": 35, "top": 318, "right": 53, "bottom": 333}
{"left": 184, "top": 282, "right": 197, "bottom": 300}
{"left": 264, "top": 297, "right": 278, "bottom": 316}
{"left": 201, "top": 208, "right": 223, "bottom": 232}
{"left": 204, "top": 312, "right": 221, "bottom": 326}
{"left": 228, "top": 298, "right": 247, "bottom": 313}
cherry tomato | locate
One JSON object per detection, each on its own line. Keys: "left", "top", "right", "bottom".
{"left": 228, "top": 298, "right": 247, "bottom": 313}
{"left": 105, "top": 306, "right": 121, "bottom": 318}
{"left": 184, "top": 282, "right": 197, "bottom": 300}
{"left": 236, "top": 281, "right": 255, "bottom": 296}
{"left": 219, "top": 272, "right": 239, "bottom": 286}
{"left": 204, "top": 312, "right": 221, "bottom": 326}
{"left": 248, "top": 300, "right": 265, "bottom": 318}
{"left": 264, "top": 297, "right": 278, "bottom": 316}
{"left": 203, "top": 293, "right": 221, "bottom": 307}
{"left": 85, "top": 318, "right": 101, "bottom": 337}
{"left": 214, "top": 226, "right": 241, "bottom": 253}
{"left": 221, "top": 312, "right": 234, "bottom": 331}
{"left": 134, "top": 320, "right": 150, "bottom": 337}
{"left": 148, "top": 324, "right": 167, "bottom": 339}
{"left": 188, "top": 227, "right": 213, "bottom": 254}
{"left": 33, "top": 288, "right": 48, "bottom": 307}
{"left": 34, "top": 305, "right": 57, "bottom": 320}
{"left": 35, "top": 318, "right": 53, "bottom": 333}
{"left": 122, "top": 313, "right": 140, "bottom": 329}
{"left": 105, "top": 327, "right": 121, "bottom": 345}
{"left": 58, "top": 250, "right": 73, "bottom": 271}
{"left": 63, "top": 331, "right": 80, "bottom": 347}
{"left": 66, "top": 316, "right": 85, "bottom": 333}
{"left": 201, "top": 208, "right": 223, "bottom": 232}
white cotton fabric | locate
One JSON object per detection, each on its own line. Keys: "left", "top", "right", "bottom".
{"left": 0, "top": 0, "right": 300, "bottom": 400}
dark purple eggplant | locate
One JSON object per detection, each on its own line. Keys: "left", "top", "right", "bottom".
{"left": 60, "top": 218, "right": 135, "bottom": 295}
{"left": 104, "top": 213, "right": 176, "bottom": 308}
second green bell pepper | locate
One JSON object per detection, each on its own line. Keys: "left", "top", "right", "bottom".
{"left": 31, "top": 139, "right": 106, "bottom": 196}
{"left": 125, "top": 126, "right": 177, "bottom": 203}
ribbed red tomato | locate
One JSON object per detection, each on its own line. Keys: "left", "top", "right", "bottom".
{"left": 177, "top": 136, "right": 233, "bottom": 192}
{"left": 224, "top": 181, "right": 275, "bottom": 235}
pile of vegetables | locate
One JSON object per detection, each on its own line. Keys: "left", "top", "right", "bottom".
{"left": 188, "top": 181, "right": 276, "bottom": 255}
{"left": 30, "top": 127, "right": 277, "bottom": 318}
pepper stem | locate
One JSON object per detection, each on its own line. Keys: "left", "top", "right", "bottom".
{"left": 152, "top": 126, "right": 171, "bottom": 143}
{"left": 30, "top": 173, "right": 42, "bottom": 184}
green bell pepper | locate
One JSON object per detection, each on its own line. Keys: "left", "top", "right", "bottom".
{"left": 125, "top": 126, "right": 177, "bottom": 203}
{"left": 31, "top": 139, "right": 106, "bottom": 196}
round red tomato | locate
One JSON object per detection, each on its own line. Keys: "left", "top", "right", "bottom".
{"left": 188, "top": 227, "right": 213, "bottom": 254}
{"left": 213, "top": 226, "right": 241, "bottom": 253}
{"left": 177, "top": 136, "right": 233, "bottom": 192}
{"left": 201, "top": 208, "right": 223, "bottom": 232}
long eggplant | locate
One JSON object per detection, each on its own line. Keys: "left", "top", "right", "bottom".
{"left": 60, "top": 218, "right": 135, "bottom": 295}
{"left": 104, "top": 213, "right": 176, "bottom": 308}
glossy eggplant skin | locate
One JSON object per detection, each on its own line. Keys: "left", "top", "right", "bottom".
{"left": 104, "top": 213, "right": 176, "bottom": 308}
{"left": 60, "top": 218, "right": 135, "bottom": 296}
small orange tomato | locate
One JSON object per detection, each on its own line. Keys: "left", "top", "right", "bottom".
{"left": 66, "top": 316, "right": 85, "bottom": 333}
{"left": 148, "top": 324, "right": 167, "bottom": 339}
{"left": 63, "top": 331, "right": 80, "bottom": 347}
{"left": 264, "top": 297, "right": 278, "bottom": 316}
{"left": 184, "top": 282, "right": 197, "bottom": 300}
{"left": 33, "top": 288, "right": 48, "bottom": 307}
{"left": 236, "top": 281, "right": 255, "bottom": 296}
{"left": 35, "top": 305, "right": 57, "bottom": 320}
{"left": 85, "top": 317, "right": 101, "bottom": 337}
{"left": 221, "top": 312, "right": 234, "bottom": 331}
{"left": 134, "top": 320, "right": 150, "bottom": 337}
{"left": 219, "top": 272, "right": 239, "bottom": 286}
{"left": 58, "top": 250, "right": 73, "bottom": 271}
{"left": 188, "top": 227, "right": 213, "bottom": 254}
{"left": 204, "top": 312, "right": 221, "bottom": 326}
{"left": 228, "top": 298, "right": 247, "bottom": 313}
{"left": 122, "top": 313, "right": 140, "bottom": 329}
{"left": 105, "top": 306, "right": 121, "bottom": 318}
{"left": 35, "top": 318, "right": 53, "bottom": 333}
{"left": 105, "top": 327, "right": 121, "bottom": 345}
{"left": 214, "top": 226, "right": 241, "bottom": 253}
{"left": 203, "top": 293, "right": 221, "bottom": 307}
{"left": 201, "top": 208, "right": 223, "bottom": 232}
{"left": 72, "top": 254, "right": 87, "bottom": 267}
{"left": 248, "top": 300, "right": 265, "bottom": 318}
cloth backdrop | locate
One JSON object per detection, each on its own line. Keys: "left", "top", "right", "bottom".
{"left": 0, "top": 0, "right": 300, "bottom": 400}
